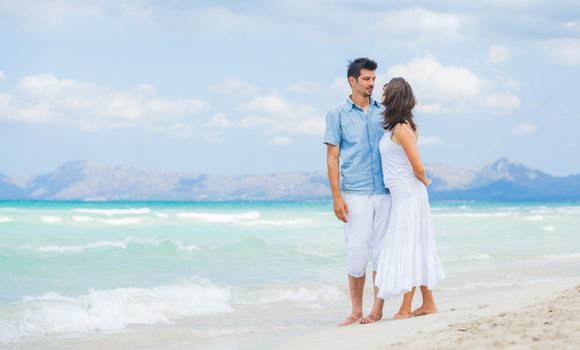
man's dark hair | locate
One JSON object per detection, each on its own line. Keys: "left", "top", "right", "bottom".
{"left": 347, "top": 57, "right": 378, "bottom": 81}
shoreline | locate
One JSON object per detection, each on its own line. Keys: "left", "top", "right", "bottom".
{"left": 276, "top": 277, "right": 580, "bottom": 350}
{"left": 9, "top": 278, "right": 580, "bottom": 350}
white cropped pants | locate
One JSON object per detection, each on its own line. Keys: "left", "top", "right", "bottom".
{"left": 343, "top": 193, "right": 391, "bottom": 278}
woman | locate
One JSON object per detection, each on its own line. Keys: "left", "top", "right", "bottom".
{"left": 374, "top": 77, "right": 445, "bottom": 319}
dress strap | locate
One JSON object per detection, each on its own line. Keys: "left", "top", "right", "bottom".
{"left": 400, "top": 124, "right": 417, "bottom": 141}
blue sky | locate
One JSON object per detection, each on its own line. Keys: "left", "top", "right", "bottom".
{"left": 1, "top": 0, "right": 579, "bottom": 177}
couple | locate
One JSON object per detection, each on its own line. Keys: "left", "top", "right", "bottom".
{"left": 324, "top": 57, "right": 445, "bottom": 326}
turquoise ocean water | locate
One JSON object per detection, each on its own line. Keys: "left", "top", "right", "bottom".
{"left": 0, "top": 200, "right": 579, "bottom": 349}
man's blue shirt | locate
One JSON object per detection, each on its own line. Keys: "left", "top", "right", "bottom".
{"left": 323, "top": 97, "right": 389, "bottom": 195}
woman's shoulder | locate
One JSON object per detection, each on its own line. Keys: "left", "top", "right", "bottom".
{"left": 393, "top": 122, "right": 417, "bottom": 139}
{"left": 393, "top": 121, "right": 414, "bottom": 132}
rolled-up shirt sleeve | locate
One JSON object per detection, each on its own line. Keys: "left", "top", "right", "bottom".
{"left": 323, "top": 110, "right": 341, "bottom": 146}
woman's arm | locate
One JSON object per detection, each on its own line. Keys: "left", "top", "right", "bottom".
{"left": 393, "top": 124, "right": 432, "bottom": 186}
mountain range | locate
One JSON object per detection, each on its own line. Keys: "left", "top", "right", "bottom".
{"left": 1, "top": 158, "right": 579, "bottom": 201}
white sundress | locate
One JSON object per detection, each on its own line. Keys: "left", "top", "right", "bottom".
{"left": 375, "top": 126, "right": 445, "bottom": 300}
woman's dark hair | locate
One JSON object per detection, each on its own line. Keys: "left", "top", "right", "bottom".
{"left": 382, "top": 77, "right": 417, "bottom": 132}
{"left": 347, "top": 57, "right": 378, "bottom": 81}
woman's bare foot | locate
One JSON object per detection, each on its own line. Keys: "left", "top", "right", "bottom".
{"left": 412, "top": 304, "right": 438, "bottom": 317}
{"left": 360, "top": 312, "right": 382, "bottom": 324}
{"left": 393, "top": 310, "right": 412, "bottom": 319}
{"left": 337, "top": 313, "right": 362, "bottom": 327}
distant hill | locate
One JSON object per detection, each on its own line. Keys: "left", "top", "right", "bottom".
{"left": 1, "top": 158, "right": 579, "bottom": 201}
{"left": 429, "top": 158, "right": 580, "bottom": 201}
{"left": 0, "top": 173, "right": 26, "bottom": 199}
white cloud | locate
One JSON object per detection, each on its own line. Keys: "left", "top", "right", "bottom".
{"left": 418, "top": 136, "right": 443, "bottom": 146}
{"left": 387, "top": 56, "right": 484, "bottom": 100}
{"left": 240, "top": 93, "right": 289, "bottom": 114}
{"left": 0, "top": 94, "right": 12, "bottom": 114}
{"left": 0, "top": 1, "right": 252, "bottom": 36}
{"left": 488, "top": 45, "right": 511, "bottom": 63}
{"left": 19, "top": 74, "right": 91, "bottom": 98}
{"left": 201, "top": 112, "right": 232, "bottom": 144}
{"left": 207, "top": 112, "right": 232, "bottom": 128}
{"left": 0, "top": 69, "right": 4, "bottom": 81}
{"left": 512, "top": 123, "right": 538, "bottom": 135}
{"left": 0, "top": 0, "right": 104, "bottom": 30}
{"left": 0, "top": 1, "right": 479, "bottom": 48}
{"left": 18, "top": 102, "right": 54, "bottom": 122}
{"left": 269, "top": 136, "right": 292, "bottom": 145}
{"left": 0, "top": 73, "right": 209, "bottom": 135}
{"left": 548, "top": 39, "right": 580, "bottom": 66}
{"left": 385, "top": 56, "right": 519, "bottom": 113}
{"left": 239, "top": 93, "right": 324, "bottom": 136}
{"left": 487, "top": 0, "right": 536, "bottom": 9}
{"left": 376, "top": 7, "right": 467, "bottom": 41}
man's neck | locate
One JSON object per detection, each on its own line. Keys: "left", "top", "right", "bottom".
{"left": 350, "top": 93, "right": 370, "bottom": 111}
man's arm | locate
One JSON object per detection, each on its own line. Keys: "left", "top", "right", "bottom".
{"left": 327, "top": 144, "right": 349, "bottom": 222}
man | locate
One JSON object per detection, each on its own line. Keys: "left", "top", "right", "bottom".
{"left": 324, "top": 57, "right": 391, "bottom": 326}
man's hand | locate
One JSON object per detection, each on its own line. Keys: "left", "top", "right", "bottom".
{"left": 333, "top": 196, "right": 349, "bottom": 223}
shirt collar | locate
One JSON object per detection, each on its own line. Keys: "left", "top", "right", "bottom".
{"left": 344, "top": 96, "right": 380, "bottom": 112}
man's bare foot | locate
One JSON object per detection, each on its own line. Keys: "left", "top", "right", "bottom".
{"left": 411, "top": 305, "right": 438, "bottom": 317}
{"left": 360, "top": 312, "right": 382, "bottom": 324}
{"left": 337, "top": 313, "right": 362, "bottom": 327}
{"left": 393, "top": 311, "right": 412, "bottom": 319}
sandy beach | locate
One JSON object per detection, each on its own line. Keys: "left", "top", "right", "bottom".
{"left": 276, "top": 277, "right": 580, "bottom": 350}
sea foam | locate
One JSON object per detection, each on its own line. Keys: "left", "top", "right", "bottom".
{"left": 0, "top": 216, "right": 13, "bottom": 223}
{"left": 19, "top": 241, "right": 128, "bottom": 253}
{"left": 433, "top": 212, "right": 517, "bottom": 218}
{"left": 543, "top": 252, "right": 580, "bottom": 259}
{"left": 0, "top": 280, "right": 232, "bottom": 344}
{"left": 98, "top": 217, "right": 142, "bottom": 225}
{"left": 154, "top": 212, "right": 170, "bottom": 219}
{"left": 72, "top": 208, "right": 152, "bottom": 215}
{"left": 242, "top": 218, "right": 313, "bottom": 226}
{"left": 16, "top": 237, "right": 199, "bottom": 254}
{"left": 41, "top": 216, "right": 64, "bottom": 223}
{"left": 177, "top": 211, "right": 261, "bottom": 223}
{"left": 523, "top": 215, "right": 546, "bottom": 221}
{"left": 71, "top": 215, "right": 94, "bottom": 223}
